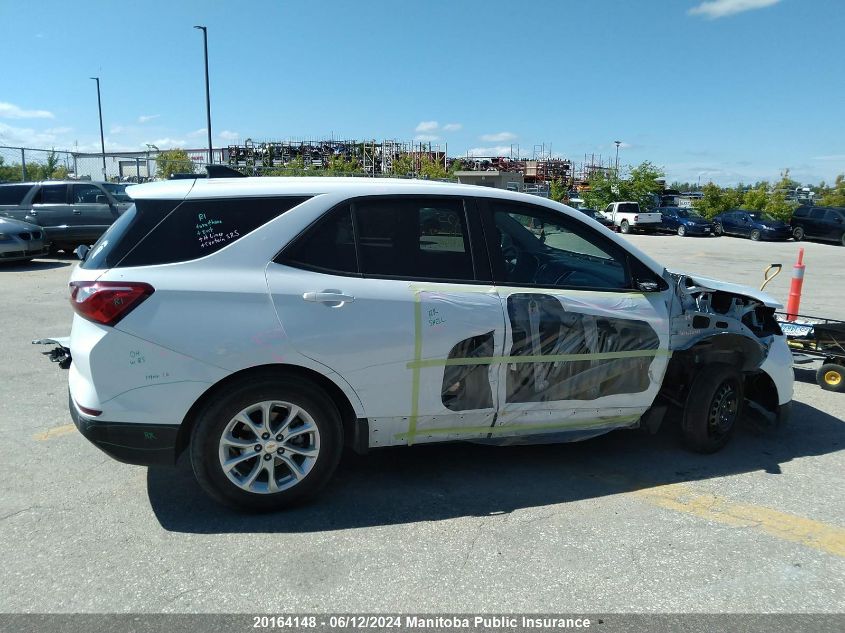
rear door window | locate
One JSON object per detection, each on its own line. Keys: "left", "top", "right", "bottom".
{"left": 82, "top": 196, "right": 309, "bottom": 269}
{"left": 354, "top": 197, "right": 475, "bottom": 281}
{"left": 0, "top": 184, "right": 33, "bottom": 205}
{"left": 36, "top": 184, "right": 67, "bottom": 204}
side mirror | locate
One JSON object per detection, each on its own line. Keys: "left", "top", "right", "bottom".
{"left": 95, "top": 195, "right": 107, "bottom": 204}
{"left": 74, "top": 244, "right": 90, "bottom": 261}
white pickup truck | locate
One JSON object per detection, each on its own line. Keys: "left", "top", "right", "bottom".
{"left": 601, "top": 201, "right": 662, "bottom": 234}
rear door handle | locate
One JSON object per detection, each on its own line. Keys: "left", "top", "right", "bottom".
{"left": 302, "top": 291, "right": 355, "bottom": 305}
{"left": 72, "top": 210, "right": 82, "bottom": 215}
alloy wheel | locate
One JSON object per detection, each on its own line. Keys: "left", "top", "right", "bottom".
{"left": 218, "top": 400, "right": 320, "bottom": 494}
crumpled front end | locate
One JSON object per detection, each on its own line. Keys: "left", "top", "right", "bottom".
{"left": 661, "top": 271, "right": 793, "bottom": 425}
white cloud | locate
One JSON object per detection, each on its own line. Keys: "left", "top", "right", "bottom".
{"left": 218, "top": 130, "right": 239, "bottom": 141}
{"left": 43, "top": 126, "right": 72, "bottom": 135}
{"left": 811, "top": 154, "right": 845, "bottom": 162}
{"left": 480, "top": 131, "right": 516, "bottom": 142}
{"left": 146, "top": 137, "right": 187, "bottom": 148}
{"left": 138, "top": 114, "right": 160, "bottom": 124}
{"left": 187, "top": 128, "right": 207, "bottom": 138}
{"left": 415, "top": 120, "right": 439, "bottom": 133}
{"left": 466, "top": 146, "right": 514, "bottom": 157}
{"left": 442, "top": 123, "right": 462, "bottom": 132}
{"left": 109, "top": 125, "right": 124, "bottom": 134}
{"left": 0, "top": 122, "right": 60, "bottom": 145}
{"left": 688, "top": 0, "right": 781, "bottom": 19}
{"left": 0, "top": 102, "right": 54, "bottom": 119}
{"left": 414, "top": 134, "right": 440, "bottom": 142}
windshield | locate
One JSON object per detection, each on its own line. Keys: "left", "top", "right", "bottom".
{"left": 676, "top": 209, "right": 702, "bottom": 218}
{"left": 749, "top": 212, "right": 777, "bottom": 222}
{"left": 101, "top": 183, "right": 132, "bottom": 202}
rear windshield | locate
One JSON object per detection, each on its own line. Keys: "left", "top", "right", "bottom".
{"left": 82, "top": 196, "right": 310, "bottom": 269}
{"left": 617, "top": 203, "right": 640, "bottom": 213}
{"left": 0, "top": 184, "right": 32, "bottom": 205}
{"left": 101, "top": 183, "right": 132, "bottom": 202}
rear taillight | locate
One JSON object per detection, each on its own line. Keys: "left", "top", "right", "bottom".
{"left": 69, "top": 281, "right": 154, "bottom": 326}
{"left": 634, "top": 215, "right": 639, "bottom": 221}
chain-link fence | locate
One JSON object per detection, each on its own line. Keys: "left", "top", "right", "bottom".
{"left": 0, "top": 146, "right": 75, "bottom": 182}
{"left": 0, "top": 146, "right": 227, "bottom": 183}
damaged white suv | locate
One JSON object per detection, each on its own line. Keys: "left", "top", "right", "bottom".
{"left": 60, "top": 174, "right": 792, "bottom": 510}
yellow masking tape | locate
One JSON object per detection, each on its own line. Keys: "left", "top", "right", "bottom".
{"left": 407, "top": 349, "right": 670, "bottom": 370}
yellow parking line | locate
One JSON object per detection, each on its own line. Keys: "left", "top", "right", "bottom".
{"left": 633, "top": 482, "right": 845, "bottom": 558}
{"left": 33, "top": 424, "right": 76, "bottom": 441}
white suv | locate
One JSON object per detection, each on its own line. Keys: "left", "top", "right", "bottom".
{"left": 63, "top": 175, "right": 793, "bottom": 510}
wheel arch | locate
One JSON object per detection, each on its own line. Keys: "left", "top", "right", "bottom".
{"left": 176, "top": 363, "right": 365, "bottom": 458}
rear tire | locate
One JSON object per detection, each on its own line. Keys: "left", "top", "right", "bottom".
{"left": 750, "top": 229, "right": 762, "bottom": 241}
{"left": 840, "top": 232, "right": 845, "bottom": 247}
{"left": 682, "top": 364, "right": 743, "bottom": 453}
{"left": 189, "top": 374, "right": 343, "bottom": 511}
{"left": 620, "top": 220, "right": 631, "bottom": 234}
{"left": 817, "top": 363, "right": 845, "bottom": 393}
{"left": 793, "top": 226, "right": 804, "bottom": 241}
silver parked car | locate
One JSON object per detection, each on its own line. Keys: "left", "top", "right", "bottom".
{"left": 0, "top": 216, "right": 49, "bottom": 262}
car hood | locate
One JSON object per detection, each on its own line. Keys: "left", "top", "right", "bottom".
{"left": 0, "top": 216, "right": 40, "bottom": 231}
{"left": 668, "top": 270, "right": 782, "bottom": 308}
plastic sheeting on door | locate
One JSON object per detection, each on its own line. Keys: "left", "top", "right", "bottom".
{"left": 400, "top": 285, "right": 668, "bottom": 447}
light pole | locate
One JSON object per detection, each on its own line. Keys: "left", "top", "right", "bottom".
{"left": 194, "top": 25, "right": 213, "bottom": 164}
{"left": 614, "top": 140, "right": 621, "bottom": 177}
{"left": 91, "top": 77, "right": 107, "bottom": 179}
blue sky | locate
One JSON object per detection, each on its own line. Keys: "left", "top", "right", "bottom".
{"left": 1, "top": 0, "right": 843, "bottom": 185}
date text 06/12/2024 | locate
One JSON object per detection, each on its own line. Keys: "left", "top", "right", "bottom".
{"left": 252, "top": 615, "right": 594, "bottom": 629}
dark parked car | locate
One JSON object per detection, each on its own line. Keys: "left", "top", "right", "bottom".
{"left": 0, "top": 181, "right": 132, "bottom": 252}
{"left": 658, "top": 207, "right": 713, "bottom": 236}
{"left": 790, "top": 206, "right": 845, "bottom": 246}
{"left": 712, "top": 210, "right": 792, "bottom": 241}
{"left": 577, "top": 207, "right": 615, "bottom": 229}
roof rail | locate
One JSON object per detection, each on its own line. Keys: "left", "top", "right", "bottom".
{"left": 206, "top": 165, "right": 246, "bottom": 178}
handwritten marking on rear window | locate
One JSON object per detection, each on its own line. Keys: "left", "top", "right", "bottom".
{"left": 195, "top": 212, "right": 240, "bottom": 249}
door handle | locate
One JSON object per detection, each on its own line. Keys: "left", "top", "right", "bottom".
{"left": 72, "top": 210, "right": 82, "bottom": 215}
{"left": 302, "top": 291, "right": 355, "bottom": 305}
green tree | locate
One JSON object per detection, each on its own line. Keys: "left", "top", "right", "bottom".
{"left": 819, "top": 174, "right": 845, "bottom": 207}
{"left": 418, "top": 155, "right": 449, "bottom": 180}
{"left": 549, "top": 178, "right": 568, "bottom": 203}
{"left": 326, "top": 155, "right": 362, "bottom": 174}
{"left": 764, "top": 191, "right": 796, "bottom": 221}
{"left": 155, "top": 149, "right": 195, "bottom": 180}
{"left": 390, "top": 154, "right": 415, "bottom": 177}
{"left": 741, "top": 184, "right": 769, "bottom": 211}
{"left": 625, "top": 161, "right": 665, "bottom": 210}
{"left": 447, "top": 158, "right": 464, "bottom": 177}
{"left": 693, "top": 182, "right": 743, "bottom": 219}
{"left": 582, "top": 161, "right": 665, "bottom": 211}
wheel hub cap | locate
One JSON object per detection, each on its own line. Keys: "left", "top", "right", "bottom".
{"left": 218, "top": 400, "right": 320, "bottom": 494}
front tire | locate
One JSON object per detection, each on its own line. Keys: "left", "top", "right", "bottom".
{"left": 714, "top": 223, "right": 723, "bottom": 236}
{"left": 793, "top": 226, "right": 804, "bottom": 241}
{"left": 190, "top": 375, "right": 343, "bottom": 511}
{"left": 677, "top": 225, "right": 686, "bottom": 237}
{"left": 817, "top": 363, "right": 845, "bottom": 393}
{"left": 750, "top": 229, "right": 762, "bottom": 241}
{"left": 620, "top": 220, "right": 631, "bottom": 234}
{"left": 682, "top": 364, "right": 743, "bottom": 453}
